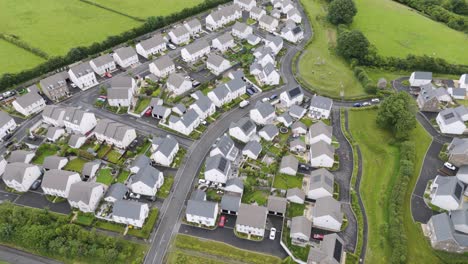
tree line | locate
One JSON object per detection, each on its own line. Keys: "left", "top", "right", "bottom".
{"left": 0, "top": 0, "right": 231, "bottom": 91}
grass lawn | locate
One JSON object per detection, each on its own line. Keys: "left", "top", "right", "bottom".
{"left": 74, "top": 212, "right": 95, "bottom": 226}
{"left": 241, "top": 189, "right": 269, "bottom": 206}
{"left": 273, "top": 174, "right": 303, "bottom": 190}
{"left": 287, "top": 203, "right": 306, "bottom": 218}
{"left": 352, "top": 0, "right": 468, "bottom": 64}
{"left": 0, "top": 39, "right": 45, "bottom": 75}
{"left": 116, "top": 170, "right": 130, "bottom": 183}
{"left": 127, "top": 209, "right": 159, "bottom": 239}
{"left": 63, "top": 157, "right": 88, "bottom": 172}
{"left": 172, "top": 234, "right": 282, "bottom": 264}
{"left": 94, "top": 219, "right": 126, "bottom": 233}
{"left": 166, "top": 250, "right": 226, "bottom": 264}
{"left": 134, "top": 98, "right": 151, "bottom": 113}
{"left": 298, "top": 0, "right": 365, "bottom": 98}
{"left": 456, "top": 100, "right": 468, "bottom": 107}
{"left": 96, "top": 168, "right": 113, "bottom": 185}
{"left": 158, "top": 176, "right": 174, "bottom": 198}
{"left": 31, "top": 144, "right": 59, "bottom": 165}
{"left": 365, "top": 68, "right": 462, "bottom": 85}
{"left": 106, "top": 149, "right": 123, "bottom": 164}
{"left": 97, "top": 145, "right": 111, "bottom": 158}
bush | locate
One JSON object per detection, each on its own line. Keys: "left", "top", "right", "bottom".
{"left": 327, "top": 0, "right": 358, "bottom": 25}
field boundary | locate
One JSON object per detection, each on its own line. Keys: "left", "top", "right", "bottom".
{"left": 78, "top": 0, "right": 146, "bottom": 22}
{"left": 0, "top": 33, "right": 49, "bottom": 59}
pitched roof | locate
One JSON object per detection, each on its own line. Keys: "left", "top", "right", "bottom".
{"left": 114, "top": 46, "right": 137, "bottom": 60}
{"left": 207, "top": 53, "right": 229, "bottom": 68}
{"left": 259, "top": 14, "right": 277, "bottom": 26}
{"left": 131, "top": 155, "right": 150, "bottom": 170}
{"left": 308, "top": 233, "right": 345, "bottom": 264}
{"left": 231, "top": 117, "right": 256, "bottom": 135}
{"left": 170, "top": 25, "right": 189, "bottom": 38}
{"left": 213, "top": 135, "right": 235, "bottom": 157}
{"left": 82, "top": 160, "right": 101, "bottom": 176}
{"left": 243, "top": 141, "right": 262, "bottom": 157}
{"left": 280, "top": 154, "right": 298, "bottom": 171}
{"left": 40, "top": 72, "right": 68, "bottom": 90}
{"left": 190, "top": 190, "right": 206, "bottom": 201}
{"left": 132, "top": 165, "right": 162, "bottom": 187}
{"left": 267, "top": 196, "right": 287, "bottom": 213}
{"left": 43, "top": 155, "right": 67, "bottom": 170}
{"left": 0, "top": 111, "right": 14, "bottom": 128}
{"left": 42, "top": 169, "right": 79, "bottom": 191}
{"left": 292, "top": 121, "right": 307, "bottom": 131}
{"left": 254, "top": 101, "right": 275, "bottom": 118}
{"left": 185, "top": 18, "right": 202, "bottom": 30}
{"left": 213, "top": 32, "right": 234, "bottom": 45}
{"left": 290, "top": 138, "right": 306, "bottom": 149}
{"left": 287, "top": 187, "right": 305, "bottom": 200}
{"left": 433, "top": 175, "right": 463, "bottom": 203}
{"left": 94, "top": 119, "right": 135, "bottom": 142}
{"left": 68, "top": 181, "right": 103, "bottom": 204}
{"left": 310, "top": 141, "right": 335, "bottom": 159}
{"left": 291, "top": 216, "right": 312, "bottom": 237}
{"left": 226, "top": 178, "right": 244, "bottom": 190}
{"left": 413, "top": 71, "right": 432, "bottom": 80}
{"left": 90, "top": 54, "right": 114, "bottom": 68}
{"left": 451, "top": 210, "right": 468, "bottom": 233}
{"left": 63, "top": 107, "right": 87, "bottom": 125}
{"left": 266, "top": 35, "right": 283, "bottom": 49}
{"left": 236, "top": 204, "right": 267, "bottom": 228}
{"left": 289, "top": 104, "right": 306, "bottom": 118}
{"left": 138, "top": 34, "right": 165, "bottom": 51}
{"left": 68, "top": 134, "right": 85, "bottom": 147}
{"left": 312, "top": 196, "right": 342, "bottom": 222}
{"left": 110, "top": 76, "right": 133, "bottom": 89}
{"left": 260, "top": 124, "right": 279, "bottom": 138}
{"left": 105, "top": 183, "right": 128, "bottom": 201}
{"left": 310, "top": 95, "right": 333, "bottom": 110}
{"left": 3, "top": 163, "right": 37, "bottom": 183}
{"left": 233, "top": 22, "right": 251, "bottom": 33}
{"left": 46, "top": 127, "right": 64, "bottom": 139}
{"left": 153, "top": 135, "right": 178, "bottom": 157}
{"left": 184, "top": 39, "right": 209, "bottom": 55}
{"left": 69, "top": 61, "right": 93, "bottom": 76}
{"left": 186, "top": 200, "right": 218, "bottom": 218}
{"left": 278, "top": 112, "right": 293, "bottom": 125}
{"left": 309, "top": 121, "right": 332, "bottom": 139}
{"left": 42, "top": 105, "right": 65, "bottom": 121}
{"left": 113, "top": 200, "right": 146, "bottom": 219}
{"left": 151, "top": 55, "right": 174, "bottom": 70}
{"left": 309, "top": 168, "right": 334, "bottom": 193}
{"left": 14, "top": 91, "right": 43, "bottom": 108}
{"left": 221, "top": 194, "right": 241, "bottom": 212}
{"left": 167, "top": 73, "right": 189, "bottom": 88}
{"left": 193, "top": 95, "right": 214, "bottom": 113}
{"left": 7, "top": 150, "right": 34, "bottom": 163}
{"left": 206, "top": 154, "right": 230, "bottom": 175}
{"left": 181, "top": 109, "right": 200, "bottom": 127}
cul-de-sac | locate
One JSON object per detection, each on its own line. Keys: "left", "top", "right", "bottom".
{"left": 0, "top": 0, "right": 467, "bottom": 263}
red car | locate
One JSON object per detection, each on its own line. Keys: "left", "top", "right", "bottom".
{"left": 145, "top": 108, "right": 152, "bottom": 117}
{"left": 105, "top": 72, "right": 112, "bottom": 78}
{"left": 218, "top": 216, "right": 226, "bottom": 227}
{"left": 313, "top": 234, "right": 324, "bottom": 240}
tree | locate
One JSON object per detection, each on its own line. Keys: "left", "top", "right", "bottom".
{"left": 327, "top": 0, "right": 357, "bottom": 25}
{"left": 336, "top": 30, "right": 369, "bottom": 62}
{"left": 376, "top": 92, "right": 417, "bottom": 140}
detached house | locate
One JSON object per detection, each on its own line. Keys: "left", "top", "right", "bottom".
{"left": 189, "top": 95, "right": 215, "bottom": 120}
{"left": 7, "top": 150, "right": 35, "bottom": 164}
{"left": 210, "top": 134, "right": 239, "bottom": 161}
{"left": 289, "top": 104, "right": 307, "bottom": 119}
{"left": 184, "top": 19, "right": 202, "bottom": 36}
{"left": 68, "top": 134, "right": 86, "bottom": 149}
{"left": 113, "top": 46, "right": 139, "bottom": 68}
{"left": 181, "top": 40, "right": 210, "bottom": 62}
{"left": 2, "top": 163, "right": 41, "bottom": 192}
{"left": 309, "top": 121, "right": 333, "bottom": 145}
{"left": 82, "top": 161, "right": 101, "bottom": 181}
{"left": 247, "top": 34, "right": 262, "bottom": 45}
{"left": 43, "top": 156, "right": 68, "bottom": 171}
{"left": 168, "top": 25, "right": 190, "bottom": 45}
{"left": 425, "top": 212, "right": 468, "bottom": 253}
{"left": 112, "top": 200, "right": 149, "bottom": 228}
{"left": 229, "top": 117, "right": 257, "bottom": 143}
{"left": 46, "top": 127, "right": 65, "bottom": 142}
{"left": 292, "top": 121, "right": 307, "bottom": 135}
{"left": 232, "top": 22, "right": 253, "bottom": 39}
{"left": 168, "top": 109, "right": 201, "bottom": 136}
{"left": 236, "top": 204, "right": 268, "bottom": 237}
{"left": 63, "top": 107, "right": 97, "bottom": 135}
{"left": 136, "top": 34, "right": 166, "bottom": 59}
{"left": 280, "top": 154, "right": 299, "bottom": 176}
{"left": 205, "top": 4, "right": 242, "bottom": 31}
{"left": 309, "top": 95, "right": 333, "bottom": 119}
{"left": 250, "top": 101, "right": 276, "bottom": 125}
{"left": 307, "top": 168, "right": 334, "bottom": 199}
{"left": 107, "top": 76, "right": 137, "bottom": 107}
{"left": 256, "top": 63, "right": 280, "bottom": 85}
{"left": 264, "top": 35, "right": 283, "bottom": 55}
{"left": 68, "top": 182, "right": 105, "bottom": 213}
{"left": 409, "top": 71, "right": 432, "bottom": 87}
{"left": 12, "top": 91, "right": 46, "bottom": 117}
{"left": 280, "top": 86, "right": 304, "bottom": 107}
{"left": 68, "top": 61, "right": 98, "bottom": 90}
{"left": 151, "top": 135, "right": 179, "bottom": 167}
{"left": 212, "top": 33, "right": 235, "bottom": 53}
{"left": 186, "top": 191, "right": 219, "bottom": 227}
{"left": 459, "top": 74, "right": 468, "bottom": 89}
{"left": 312, "top": 196, "right": 343, "bottom": 231}
{"left": 310, "top": 141, "right": 335, "bottom": 168}
{"left": 205, "top": 154, "right": 232, "bottom": 184}
{"left": 242, "top": 140, "right": 262, "bottom": 160}
{"left": 291, "top": 216, "right": 312, "bottom": 247}
{"left": 308, "top": 234, "right": 345, "bottom": 264}
{"left": 130, "top": 164, "right": 164, "bottom": 197}
{"left": 208, "top": 84, "right": 231, "bottom": 107}
{"left": 207, "top": 54, "right": 231, "bottom": 76}
{"left": 436, "top": 106, "right": 468, "bottom": 135}
{"left": 94, "top": 119, "right": 137, "bottom": 149}
{"left": 105, "top": 183, "right": 128, "bottom": 203}
{"left": 0, "top": 111, "right": 16, "bottom": 139}
{"left": 430, "top": 175, "right": 464, "bottom": 211}
{"left": 417, "top": 84, "right": 452, "bottom": 112}
{"left": 167, "top": 73, "right": 193, "bottom": 96}
{"left": 149, "top": 55, "right": 175, "bottom": 78}
{"left": 250, "top": 6, "right": 266, "bottom": 21}
{"left": 259, "top": 124, "right": 279, "bottom": 141}
{"left": 258, "top": 14, "right": 279, "bottom": 33}
{"left": 39, "top": 72, "right": 70, "bottom": 101}
{"left": 287, "top": 8, "right": 302, "bottom": 23}
{"left": 41, "top": 169, "right": 81, "bottom": 198}
{"left": 281, "top": 25, "right": 304, "bottom": 43}
{"left": 287, "top": 188, "right": 306, "bottom": 204}
{"left": 447, "top": 138, "right": 468, "bottom": 167}
{"left": 234, "top": 0, "right": 256, "bottom": 11}
{"left": 225, "top": 178, "right": 244, "bottom": 194}
{"left": 42, "top": 105, "right": 65, "bottom": 127}
{"left": 90, "top": 54, "right": 116, "bottom": 76}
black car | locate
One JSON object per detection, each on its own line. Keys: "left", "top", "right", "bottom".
{"left": 353, "top": 103, "right": 362, "bottom": 107}
{"left": 246, "top": 88, "right": 254, "bottom": 95}
{"left": 270, "top": 94, "right": 278, "bottom": 100}
{"left": 31, "top": 179, "right": 42, "bottom": 190}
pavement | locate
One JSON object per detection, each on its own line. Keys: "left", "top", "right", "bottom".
{"left": 0, "top": 245, "right": 62, "bottom": 264}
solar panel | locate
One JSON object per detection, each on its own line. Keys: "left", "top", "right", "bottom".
{"left": 288, "top": 87, "right": 301, "bottom": 98}
{"left": 454, "top": 183, "right": 463, "bottom": 199}
{"left": 241, "top": 120, "right": 253, "bottom": 132}
{"left": 324, "top": 177, "right": 333, "bottom": 187}
{"left": 333, "top": 239, "right": 343, "bottom": 262}
{"left": 443, "top": 113, "right": 455, "bottom": 120}
{"left": 218, "top": 157, "right": 228, "bottom": 172}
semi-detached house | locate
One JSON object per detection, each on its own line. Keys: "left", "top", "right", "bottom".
{"left": 39, "top": 72, "right": 70, "bottom": 102}
{"left": 258, "top": 14, "right": 279, "bottom": 33}
{"left": 232, "top": 22, "right": 253, "bottom": 39}
{"left": 113, "top": 46, "right": 139, "bottom": 68}
{"left": 205, "top": 4, "right": 242, "bottom": 31}
{"left": 234, "top": 0, "right": 256, "bottom": 11}
{"left": 184, "top": 19, "right": 202, "bottom": 36}
{"left": 212, "top": 32, "right": 235, "bottom": 53}
{"left": 181, "top": 40, "right": 210, "bottom": 62}
{"left": 206, "top": 54, "right": 231, "bottom": 76}
{"left": 186, "top": 191, "right": 219, "bottom": 227}
{"left": 136, "top": 34, "right": 167, "bottom": 59}
{"left": 167, "top": 73, "right": 192, "bottom": 95}
{"left": 68, "top": 182, "right": 105, "bottom": 213}
{"left": 12, "top": 90, "right": 46, "bottom": 117}
{"left": 41, "top": 169, "right": 81, "bottom": 198}
{"left": 90, "top": 54, "right": 116, "bottom": 76}
{"left": 63, "top": 107, "right": 97, "bottom": 135}
{"left": 68, "top": 61, "right": 98, "bottom": 90}
{"left": 150, "top": 135, "right": 179, "bottom": 167}
{"left": 149, "top": 55, "right": 175, "bottom": 78}
{"left": 94, "top": 119, "right": 136, "bottom": 149}
{"left": 168, "top": 25, "right": 190, "bottom": 45}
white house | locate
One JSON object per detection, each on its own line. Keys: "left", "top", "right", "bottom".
{"left": 0, "top": 111, "right": 16, "bottom": 139}
{"left": 289, "top": 105, "right": 307, "bottom": 119}
{"left": 94, "top": 119, "right": 136, "bottom": 149}
{"left": 186, "top": 195, "right": 219, "bottom": 227}
{"left": 113, "top": 46, "right": 139, "bottom": 68}
{"left": 281, "top": 25, "right": 304, "bottom": 43}
{"left": 104, "top": 183, "right": 128, "bottom": 203}
{"left": 250, "top": 101, "right": 276, "bottom": 125}
{"left": 167, "top": 73, "right": 193, "bottom": 95}
{"left": 184, "top": 19, "right": 202, "bottom": 36}
{"left": 287, "top": 188, "right": 305, "bottom": 204}
{"left": 264, "top": 35, "right": 283, "bottom": 55}
{"left": 41, "top": 170, "right": 81, "bottom": 198}
{"left": 130, "top": 164, "right": 164, "bottom": 197}
{"left": 310, "top": 141, "right": 335, "bottom": 168}
{"left": 0, "top": 158, "right": 6, "bottom": 177}
{"left": 42, "top": 105, "right": 65, "bottom": 127}
{"left": 234, "top": 0, "right": 256, "bottom": 11}
{"left": 112, "top": 200, "right": 149, "bottom": 228}
{"left": 229, "top": 117, "right": 257, "bottom": 143}
{"left": 168, "top": 25, "right": 190, "bottom": 45}
{"left": 236, "top": 204, "right": 268, "bottom": 237}
{"left": 68, "top": 182, "right": 105, "bottom": 213}
{"left": 226, "top": 78, "right": 246, "bottom": 100}
{"left": 292, "top": 121, "right": 307, "bottom": 135}
{"left": 287, "top": 8, "right": 302, "bottom": 23}
{"left": 168, "top": 109, "right": 200, "bottom": 136}
{"left": 210, "top": 134, "right": 239, "bottom": 161}
{"left": 290, "top": 139, "right": 306, "bottom": 152}
{"left": 224, "top": 178, "right": 244, "bottom": 194}
{"left": 2, "top": 163, "right": 41, "bottom": 192}
{"left": 258, "top": 14, "right": 279, "bottom": 33}
{"left": 204, "top": 154, "right": 231, "bottom": 184}
{"left": 90, "top": 54, "right": 116, "bottom": 76}
{"left": 136, "top": 34, "right": 166, "bottom": 59}
{"left": 430, "top": 175, "right": 464, "bottom": 211}
{"left": 205, "top": 4, "right": 242, "bottom": 31}
{"left": 181, "top": 40, "right": 210, "bottom": 62}
{"left": 7, "top": 150, "right": 35, "bottom": 164}
{"left": 307, "top": 168, "right": 334, "bottom": 199}
{"left": 290, "top": 216, "right": 312, "bottom": 247}
{"left": 68, "top": 62, "right": 98, "bottom": 90}
{"left": 309, "top": 121, "right": 333, "bottom": 145}
{"left": 206, "top": 54, "right": 231, "bottom": 76}
{"left": 209, "top": 84, "right": 231, "bottom": 108}
{"left": 436, "top": 106, "right": 468, "bottom": 135}
{"left": 190, "top": 95, "right": 215, "bottom": 120}
{"left": 107, "top": 76, "right": 137, "bottom": 107}
{"left": 312, "top": 196, "right": 343, "bottom": 231}
{"left": 212, "top": 33, "right": 235, "bottom": 53}
{"left": 152, "top": 105, "right": 171, "bottom": 120}
{"left": 256, "top": 63, "right": 280, "bottom": 85}
{"left": 259, "top": 124, "right": 279, "bottom": 141}
{"left": 82, "top": 161, "right": 101, "bottom": 181}
{"left": 409, "top": 71, "right": 432, "bottom": 87}
{"left": 279, "top": 155, "right": 299, "bottom": 176}
{"left": 232, "top": 22, "right": 253, "bottom": 39}
{"left": 309, "top": 95, "right": 333, "bottom": 119}
{"left": 12, "top": 90, "right": 46, "bottom": 116}
{"left": 250, "top": 6, "right": 266, "bottom": 21}
{"left": 46, "top": 127, "right": 65, "bottom": 142}
{"left": 68, "top": 134, "right": 86, "bottom": 149}
{"left": 459, "top": 74, "right": 468, "bottom": 89}
{"left": 149, "top": 55, "right": 175, "bottom": 78}
{"left": 63, "top": 107, "right": 97, "bottom": 135}
{"left": 151, "top": 135, "right": 179, "bottom": 167}
{"left": 43, "top": 156, "right": 68, "bottom": 171}
{"left": 242, "top": 140, "right": 262, "bottom": 160}
{"left": 280, "top": 86, "right": 303, "bottom": 107}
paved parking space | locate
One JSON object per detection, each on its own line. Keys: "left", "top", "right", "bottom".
{"left": 0, "top": 191, "right": 19, "bottom": 203}
{"left": 14, "top": 191, "right": 71, "bottom": 215}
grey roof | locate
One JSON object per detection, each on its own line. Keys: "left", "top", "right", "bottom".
{"left": 310, "top": 141, "right": 335, "bottom": 159}
{"left": 438, "top": 108, "right": 464, "bottom": 125}
{"left": 312, "top": 196, "right": 342, "bottom": 222}
{"left": 262, "top": 63, "right": 276, "bottom": 77}
{"left": 266, "top": 35, "right": 283, "bottom": 48}
{"left": 250, "top": 6, "right": 264, "bottom": 16}
{"left": 193, "top": 95, "right": 214, "bottom": 113}
{"left": 214, "top": 32, "right": 234, "bottom": 45}
{"left": 40, "top": 72, "right": 68, "bottom": 91}
{"left": 226, "top": 178, "right": 244, "bottom": 190}
{"left": 68, "top": 181, "right": 103, "bottom": 204}
{"left": 42, "top": 105, "right": 65, "bottom": 121}
{"left": 186, "top": 199, "right": 218, "bottom": 218}
{"left": 7, "top": 150, "right": 34, "bottom": 163}
{"left": 452, "top": 88, "right": 466, "bottom": 97}
{"left": 43, "top": 155, "right": 67, "bottom": 170}
{"left": 212, "top": 84, "right": 230, "bottom": 100}
{"left": 184, "top": 39, "right": 209, "bottom": 55}
{"left": 221, "top": 194, "right": 241, "bottom": 212}
{"left": 46, "top": 127, "right": 63, "bottom": 139}
{"left": 309, "top": 168, "right": 334, "bottom": 193}
{"left": 3, "top": 163, "right": 37, "bottom": 183}
{"left": 206, "top": 154, "right": 230, "bottom": 175}
{"left": 69, "top": 61, "right": 93, "bottom": 76}
{"left": 105, "top": 183, "right": 128, "bottom": 200}
{"left": 132, "top": 155, "right": 151, "bottom": 171}
{"left": 190, "top": 190, "right": 206, "bottom": 201}
{"left": 153, "top": 135, "right": 178, "bottom": 157}
{"left": 309, "top": 121, "right": 332, "bottom": 139}
{"left": 107, "top": 87, "right": 130, "bottom": 100}
{"left": 430, "top": 213, "right": 456, "bottom": 242}
{"left": 310, "top": 95, "right": 333, "bottom": 110}
{"left": 94, "top": 119, "right": 134, "bottom": 142}
{"left": 0, "top": 111, "right": 13, "bottom": 128}
{"left": 308, "top": 233, "right": 345, "bottom": 264}
{"left": 82, "top": 160, "right": 101, "bottom": 176}
{"left": 278, "top": 113, "right": 293, "bottom": 125}
{"left": 110, "top": 76, "right": 133, "bottom": 89}
{"left": 254, "top": 101, "right": 275, "bottom": 118}
{"left": 150, "top": 98, "right": 163, "bottom": 108}
{"left": 226, "top": 78, "right": 245, "bottom": 93}
{"left": 170, "top": 25, "right": 189, "bottom": 38}
{"left": 139, "top": 34, "right": 165, "bottom": 51}
{"left": 292, "top": 121, "right": 307, "bottom": 131}
{"left": 132, "top": 165, "right": 162, "bottom": 188}
{"left": 90, "top": 54, "right": 114, "bottom": 68}
{"left": 207, "top": 53, "right": 229, "bottom": 68}
{"left": 231, "top": 117, "right": 256, "bottom": 135}
{"left": 233, "top": 22, "right": 251, "bottom": 33}
{"left": 451, "top": 210, "right": 468, "bottom": 233}
{"left": 63, "top": 107, "right": 86, "bottom": 125}
{"left": 167, "top": 73, "right": 188, "bottom": 88}
{"left": 42, "top": 169, "right": 79, "bottom": 191}
{"left": 287, "top": 187, "right": 305, "bottom": 200}
{"left": 181, "top": 109, "right": 200, "bottom": 127}
{"left": 260, "top": 124, "right": 279, "bottom": 138}
{"left": 433, "top": 175, "right": 464, "bottom": 203}
{"left": 114, "top": 46, "right": 137, "bottom": 60}
{"left": 413, "top": 71, "right": 432, "bottom": 80}
{"left": 185, "top": 18, "right": 202, "bottom": 30}
{"left": 229, "top": 69, "right": 244, "bottom": 80}
{"left": 267, "top": 196, "right": 287, "bottom": 213}
{"left": 213, "top": 135, "right": 235, "bottom": 157}
{"left": 290, "top": 139, "right": 306, "bottom": 149}
{"left": 208, "top": 4, "right": 241, "bottom": 23}
{"left": 173, "top": 103, "right": 186, "bottom": 114}
{"left": 247, "top": 34, "right": 261, "bottom": 43}
{"left": 449, "top": 138, "right": 468, "bottom": 155}
{"left": 152, "top": 55, "right": 174, "bottom": 71}
{"left": 289, "top": 105, "right": 306, "bottom": 118}
{"left": 237, "top": 204, "right": 267, "bottom": 228}
{"left": 152, "top": 105, "right": 170, "bottom": 117}
{"left": 113, "top": 200, "right": 146, "bottom": 220}
{"left": 280, "top": 154, "right": 298, "bottom": 171}
{"left": 68, "top": 134, "right": 85, "bottom": 147}
{"left": 259, "top": 14, "right": 276, "bottom": 26}
{"left": 243, "top": 141, "right": 262, "bottom": 156}
{"left": 291, "top": 216, "right": 312, "bottom": 237}
{"left": 14, "top": 91, "right": 43, "bottom": 108}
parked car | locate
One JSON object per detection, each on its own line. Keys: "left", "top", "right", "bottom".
{"left": 219, "top": 215, "right": 226, "bottom": 227}
{"left": 70, "top": 83, "right": 77, "bottom": 88}
{"left": 313, "top": 234, "right": 324, "bottom": 240}
{"left": 269, "top": 228, "right": 276, "bottom": 240}
{"left": 198, "top": 179, "right": 206, "bottom": 184}
{"left": 444, "top": 162, "right": 456, "bottom": 171}
{"left": 299, "top": 164, "right": 310, "bottom": 170}
{"left": 192, "top": 81, "right": 201, "bottom": 87}
{"left": 168, "top": 43, "right": 176, "bottom": 50}
{"left": 129, "top": 193, "right": 141, "bottom": 199}
{"left": 362, "top": 102, "right": 371, "bottom": 106}
{"left": 145, "top": 108, "right": 152, "bottom": 117}
{"left": 262, "top": 97, "right": 270, "bottom": 103}
{"left": 239, "top": 100, "right": 250, "bottom": 108}
{"left": 270, "top": 94, "right": 278, "bottom": 100}
{"left": 371, "top": 98, "right": 380, "bottom": 103}
{"left": 353, "top": 103, "right": 362, "bottom": 107}
{"left": 246, "top": 88, "right": 254, "bottom": 95}
{"left": 31, "top": 179, "right": 42, "bottom": 190}
{"left": 105, "top": 72, "right": 112, "bottom": 78}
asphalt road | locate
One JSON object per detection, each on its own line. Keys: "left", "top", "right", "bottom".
{"left": 0, "top": 245, "right": 62, "bottom": 264}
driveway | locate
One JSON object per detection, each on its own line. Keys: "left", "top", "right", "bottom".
{"left": 14, "top": 191, "right": 71, "bottom": 215}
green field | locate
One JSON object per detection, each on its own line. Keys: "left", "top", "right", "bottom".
{"left": 298, "top": 0, "right": 365, "bottom": 98}
{"left": 352, "top": 0, "right": 468, "bottom": 64}
{"left": 0, "top": 40, "right": 45, "bottom": 75}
